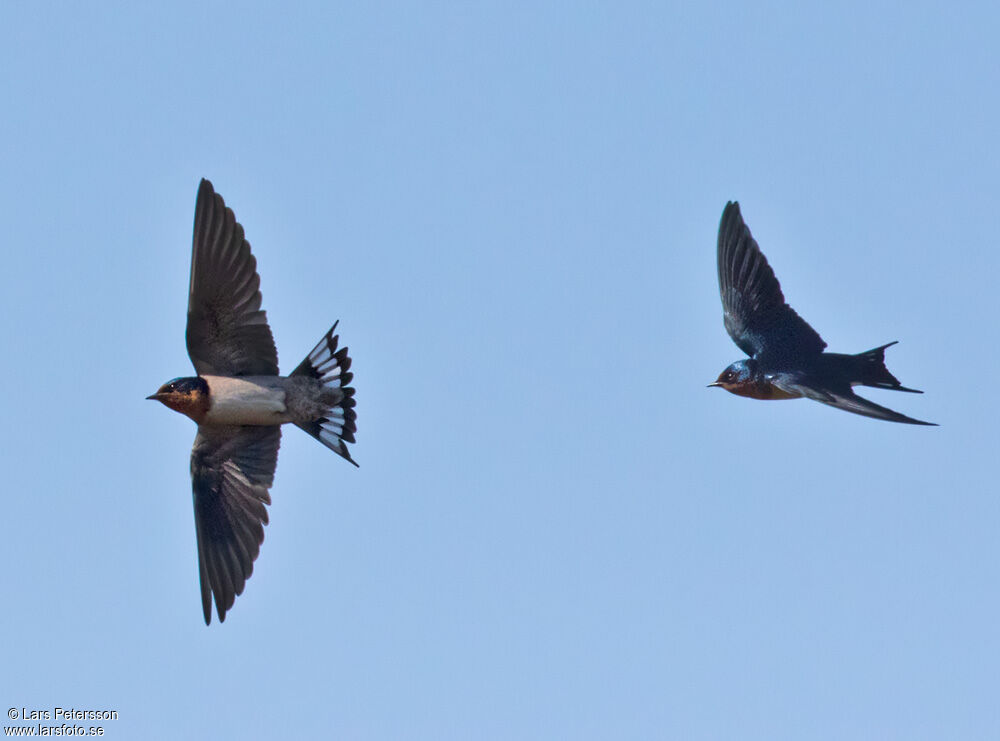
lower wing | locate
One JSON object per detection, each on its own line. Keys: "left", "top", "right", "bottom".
{"left": 774, "top": 378, "right": 937, "bottom": 426}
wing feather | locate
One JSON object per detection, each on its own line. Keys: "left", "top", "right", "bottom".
{"left": 718, "top": 202, "right": 827, "bottom": 364}
{"left": 771, "top": 376, "right": 937, "bottom": 426}
{"left": 186, "top": 179, "right": 279, "bottom": 376}
{"left": 190, "top": 425, "right": 281, "bottom": 624}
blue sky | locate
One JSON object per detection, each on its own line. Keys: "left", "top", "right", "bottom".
{"left": 1, "top": 2, "right": 997, "bottom": 738}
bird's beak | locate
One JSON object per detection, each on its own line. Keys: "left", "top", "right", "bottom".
{"left": 706, "top": 382, "right": 721, "bottom": 388}
{"left": 146, "top": 393, "right": 162, "bottom": 400}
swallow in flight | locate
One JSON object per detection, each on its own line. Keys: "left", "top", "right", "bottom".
{"left": 709, "top": 201, "right": 935, "bottom": 426}
{"left": 148, "top": 179, "right": 358, "bottom": 623}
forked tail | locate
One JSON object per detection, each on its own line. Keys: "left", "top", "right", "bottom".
{"left": 855, "top": 341, "right": 922, "bottom": 393}
{"left": 291, "top": 321, "right": 358, "bottom": 466}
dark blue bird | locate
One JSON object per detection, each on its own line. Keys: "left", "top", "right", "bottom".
{"left": 709, "top": 201, "right": 935, "bottom": 426}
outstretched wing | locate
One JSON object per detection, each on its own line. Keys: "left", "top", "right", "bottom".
{"left": 811, "top": 390, "right": 936, "bottom": 426}
{"left": 186, "top": 179, "right": 279, "bottom": 376}
{"left": 717, "top": 202, "right": 826, "bottom": 364}
{"left": 190, "top": 425, "right": 282, "bottom": 624}
{"left": 771, "top": 376, "right": 937, "bottom": 426}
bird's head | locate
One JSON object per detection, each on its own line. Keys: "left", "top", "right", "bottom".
{"left": 147, "top": 376, "right": 210, "bottom": 421}
{"left": 708, "top": 359, "right": 756, "bottom": 395}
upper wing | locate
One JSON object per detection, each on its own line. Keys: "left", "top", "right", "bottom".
{"left": 717, "top": 202, "right": 826, "bottom": 363}
{"left": 190, "top": 425, "right": 282, "bottom": 624}
{"left": 186, "top": 179, "right": 279, "bottom": 376}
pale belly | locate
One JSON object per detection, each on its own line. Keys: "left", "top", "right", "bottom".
{"left": 202, "top": 375, "right": 293, "bottom": 425}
